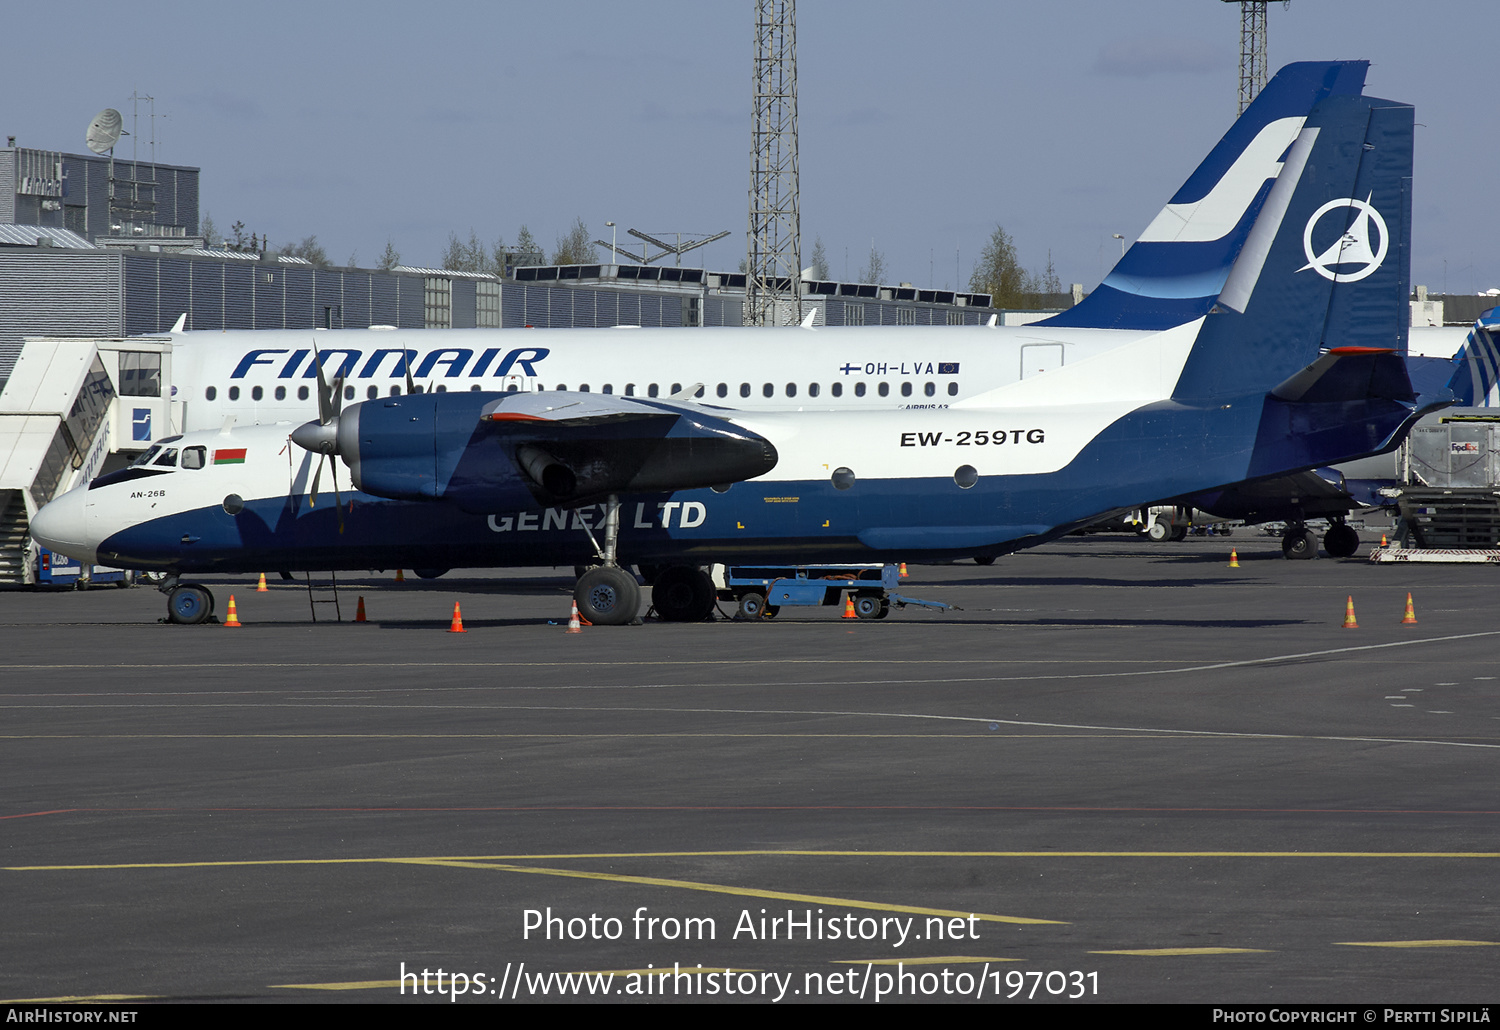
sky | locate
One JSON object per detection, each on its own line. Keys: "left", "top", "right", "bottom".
{"left": 5, "top": 0, "right": 1496, "bottom": 296}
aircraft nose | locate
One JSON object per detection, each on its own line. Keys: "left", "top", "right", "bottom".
{"left": 30, "top": 486, "right": 97, "bottom": 564}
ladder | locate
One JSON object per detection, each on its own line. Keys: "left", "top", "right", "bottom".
{"left": 304, "top": 570, "right": 343, "bottom": 622}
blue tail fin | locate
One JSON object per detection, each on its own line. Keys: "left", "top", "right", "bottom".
{"left": 1172, "top": 88, "right": 1415, "bottom": 403}
{"left": 1039, "top": 61, "right": 1368, "bottom": 331}
{"left": 1441, "top": 310, "right": 1500, "bottom": 406}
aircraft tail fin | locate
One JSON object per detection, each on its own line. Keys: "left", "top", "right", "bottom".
{"left": 1038, "top": 61, "right": 1368, "bottom": 331}
{"left": 1171, "top": 88, "right": 1414, "bottom": 404}
{"left": 1442, "top": 310, "right": 1500, "bottom": 407}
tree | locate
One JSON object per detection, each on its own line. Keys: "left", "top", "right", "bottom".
{"left": 810, "top": 236, "right": 829, "bottom": 280}
{"left": 279, "top": 235, "right": 329, "bottom": 267}
{"left": 968, "top": 224, "right": 1035, "bottom": 307}
{"left": 514, "top": 225, "right": 542, "bottom": 265}
{"left": 442, "top": 229, "right": 492, "bottom": 273}
{"left": 200, "top": 213, "right": 221, "bottom": 249}
{"left": 551, "top": 217, "right": 597, "bottom": 265}
{"left": 228, "top": 220, "right": 250, "bottom": 252}
{"left": 377, "top": 239, "right": 400, "bottom": 271}
{"left": 859, "top": 242, "right": 887, "bottom": 285}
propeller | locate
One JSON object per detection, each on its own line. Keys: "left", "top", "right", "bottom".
{"left": 289, "top": 342, "right": 347, "bottom": 532}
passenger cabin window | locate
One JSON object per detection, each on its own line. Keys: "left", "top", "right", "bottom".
{"left": 925, "top": 382, "right": 935, "bottom": 397}
{"left": 624, "top": 384, "right": 636, "bottom": 397}
{"left": 901, "top": 383, "right": 912, "bottom": 397}
{"left": 275, "top": 386, "right": 286, "bottom": 401}
{"left": 181, "top": 446, "right": 206, "bottom": 470}
{"left": 740, "top": 383, "right": 751, "bottom": 398}
{"left": 948, "top": 382, "right": 959, "bottom": 396}
{"left": 345, "top": 386, "right": 355, "bottom": 400}
{"left": 228, "top": 386, "right": 240, "bottom": 401}
{"left": 252, "top": 386, "right": 263, "bottom": 401}
{"left": 648, "top": 384, "right": 659, "bottom": 397}
{"left": 831, "top": 383, "right": 842, "bottom": 397}
{"left": 808, "top": 383, "right": 820, "bottom": 397}
{"left": 717, "top": 383, "right": 728, "bottom": 398}
{"left": 367, "top": 386, "right": 378, "bottom": 399}
{"left": 205, "top": 386, "right": 216, "bottom": 401}
{"left": 854, "top": 383, "right": 866, "bottom": 397}
{"left": 878, "top": 383, "right": 890, "bottom": 397}
{"left": 298, "top": 386, "right": 310, "bottom": 401}
{"left": 786, "top": 383, "right": 797, "bottom": 397}
{"left": 602, "top": 384, "right": 613, "bottom": 394}
{"left": 762, "top": 383, "right": 773, "bottom": 398}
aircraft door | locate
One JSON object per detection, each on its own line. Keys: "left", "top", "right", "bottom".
{"left": 1020, "top": 343, "right": 1064, "bottom": 379}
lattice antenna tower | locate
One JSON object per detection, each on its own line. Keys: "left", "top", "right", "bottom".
{"left": 1224, "top": 1, "right": 1287, "bottom": 115}
{"left": 745, "top": 0, "right": 801, "bottom": 326}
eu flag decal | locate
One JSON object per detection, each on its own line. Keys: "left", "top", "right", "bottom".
{"left": 938, "top": 362, "right": 960, "bottom": 375}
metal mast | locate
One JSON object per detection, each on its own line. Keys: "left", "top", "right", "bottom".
{"left": 1224, "top": 1, "right": 1273, "bottom": 115}
{"left": 746, "top": 0, "right": 801, "bottom": 326}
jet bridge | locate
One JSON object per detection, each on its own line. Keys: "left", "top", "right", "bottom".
{"left": 0, "top": 337, "right": 173, "bottom": 585}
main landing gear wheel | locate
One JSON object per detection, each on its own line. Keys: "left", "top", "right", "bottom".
{"left": 974, "top": 555, "right": 995, "bottom": 566}
{"left": 1147, "top": 522, "right": 1170, "bottom": 542}
{"left": 1169, "top": 525, "right": 1189, "bottom": 542}
{"left": 1281, "top": 528, "right": 1319, "bottom": 560}
{"left": 853, "top": 594, "right": 890, "bottom": 620}
{"left": 1323, "top": 523, "right": 1360, "bottom": 558}
{"left": 167, "top": 584, "right": 214, "bottom": 625}
{"left": 574, "top": 566, "right": 641, "bottom": 626}
{"left": 651, "top": 566, "right": 716, "bottom": 622}
{"left": 413, "top": 568, "right": 449, "bottom": 580}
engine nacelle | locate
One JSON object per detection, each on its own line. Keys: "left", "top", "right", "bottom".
{"left": 332, "top": 391, "right": 777, "bottom": 513}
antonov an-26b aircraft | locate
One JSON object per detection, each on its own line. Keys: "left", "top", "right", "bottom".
{"left": 34, "top": 64, "right": 1436, "bottom": 625}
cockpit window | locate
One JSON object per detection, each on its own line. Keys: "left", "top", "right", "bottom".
{"left": 152, "top": 447, "right": 179, "bottom": 468}
{"left": 181, "top": 446, "right": 207, "bottom": 470}
{"left": 131, "top": 445, "right": 162, "bottom": 467}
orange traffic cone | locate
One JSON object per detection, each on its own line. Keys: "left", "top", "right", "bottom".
{"left": 256, "top": 572, "right": 268, "bottom": 592}
{"left": 898, "top": 562, "right": 909, "bottom": 579}
{"left": 448, "top": 602, "right": 467, "bottom": 633}
{"left": 842, "top": 594, "right": 857, "bottom": 619}
{"left": 223, "top": 595, "right": 242, "bottom": 628}
{"left": 395, "top": 568, "right": 406, "bottom": 582}
{"left": 1401, "top": 592, "right": 1418, "bottom": 625}
{"left": 1380, "top": 534, "right": 1389, "bottom": 547}
{"left": 1229, "top": 549, "right": 1240, "bottom": 568}
{"left": 355, "top": 596, "right": 367, "bottom": 623}
{"left": 567, "top": 599, "right": 582, "bottom": 633}
{"left": 1342, "top": 595, "right": 1359, "bottom": 629}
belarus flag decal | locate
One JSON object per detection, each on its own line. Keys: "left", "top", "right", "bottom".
{"left": 213, "top": 448, "right": 247, "bottom": 465}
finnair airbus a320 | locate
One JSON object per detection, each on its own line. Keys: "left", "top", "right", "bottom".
{"left": 33, "top": 67, "right": 1441, "bottom": 628}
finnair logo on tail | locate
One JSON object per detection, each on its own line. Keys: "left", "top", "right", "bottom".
{"left": 1299, "top": 196, "right": 1389, "bottom": 282}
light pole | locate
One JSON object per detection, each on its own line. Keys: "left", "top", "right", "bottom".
{"left": 1112, "top": 233, "right": 1125, "bottom": 257}
{"left": 605, "top": 221, "right": 617, "bottom": 264}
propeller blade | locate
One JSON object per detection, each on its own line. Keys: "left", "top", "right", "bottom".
{"left": 403, "top": 348, "right": 416, "bottom": 396}
{"left": 310, "top": 455, "right": 323, "bottom": 507}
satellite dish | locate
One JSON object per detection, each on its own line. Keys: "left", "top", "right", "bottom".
{"left": 85, "top": 109, "right": 123, "bottom": 154}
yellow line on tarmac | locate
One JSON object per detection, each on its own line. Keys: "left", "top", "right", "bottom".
{"left": 10, "top": 849, "right": 1500, "bottom": 872}
{"left": 399, "top": 858, "right": 1064, "bottom": 926}
{"left": 833, "top": 956, "right": 1020, "bottom": 966}
{"left": 0, "top": 994, "right": 158, "bottom": 1003}
{"left": 1336, "top": 940, "right": 1499, "bottom": 948}
{"left": 270, "top": 980, "right": 398, "bottom": 991}
{"left": 1091, "top": 948, "right": 1270, "bottom": 956}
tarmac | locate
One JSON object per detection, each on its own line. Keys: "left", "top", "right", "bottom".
{"left": 2, "top": 528, "right": 1497, "bottom": 1005}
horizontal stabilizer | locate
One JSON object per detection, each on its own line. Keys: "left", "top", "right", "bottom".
{"left": 1271, "top": 348, "right": 1415, "bottom": 404}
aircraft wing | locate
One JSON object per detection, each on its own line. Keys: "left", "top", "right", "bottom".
{"left": 319, "top": 390, "right": 778, "bottom": 514}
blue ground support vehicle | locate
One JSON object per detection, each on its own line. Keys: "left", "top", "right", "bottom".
{"left": 35, "top": 548, "right": 133, "bottom": 588}
{"left": 713, "top": 563, "right": 954, "bottom": 620}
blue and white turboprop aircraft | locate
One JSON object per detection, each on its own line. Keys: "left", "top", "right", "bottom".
{"left": 33, "top": 79, "right": 1439, "bottom": 626}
